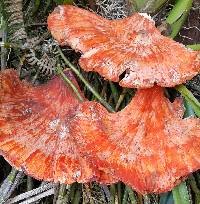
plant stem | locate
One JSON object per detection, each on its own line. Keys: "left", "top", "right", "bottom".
{"left": 115, "top": 88, "right": 127, "bottom": 111}
{"left": 72, "top": 189, "right": 81, "bottom": 204}
{"left": 109, "top": 81, "right": 119, "bottom": 104}
{"left": 27, "top": 176, "right": 34, "bottom": 191}
{"left": 122, "top": 186, "right": 129, "bottom": 204}
{"left": 56, "top": 65, "right": 84, "bottom": 102}
{"left": 126, "top": 186, "right": 137, "bottom": 204}
{"left": 117, "top": 183, "right": 122, "bottom": 204}
{"left": 56, "top": 184, "right": 68, "bottom": 204}
{"left": 110, "top": 184, "right": 116, "bottom": 204}
{"left": 58, "top": 47, "right": 114, "bottom": 112}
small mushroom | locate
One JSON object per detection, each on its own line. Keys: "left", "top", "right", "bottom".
{"left": 48, "top": 5, "right": 200, "bottom": 88}
{"left": 0, "top": 69, "right": 116, "bottom": 184}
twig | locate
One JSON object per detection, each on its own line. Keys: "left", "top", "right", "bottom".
{"left": 5, "top": 182, "right": 54, "bottom": 204}
{"left": 53, "top": 183, "right": 60, "bottom": 204}
{"left": 25, "top": 23, "right": 47, "bottom": 27}
{"left": 19, "top": 188, "right": 55, "bottom": 204}
{"left": 0, "top": 168, "right": 25, "bottom": 203}
{"left": 100, "top": 184, "right": 111, "bottom": 202}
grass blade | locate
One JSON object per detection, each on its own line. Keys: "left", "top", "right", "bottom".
{"left": 172, "top": 182, "right": 190, "bottom": 204}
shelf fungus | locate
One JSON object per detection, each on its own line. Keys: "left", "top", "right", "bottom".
{"left": 1, "top": 69, "right": 200, "bottom": 194}
{"left": 0, "top": 69, "right": 116, "bottom": 184}
{"left": 73, "top": 87, "right": 200, "bottom": 194}
{"left": 48, "top": 5, "right": 200, "bottom": 88}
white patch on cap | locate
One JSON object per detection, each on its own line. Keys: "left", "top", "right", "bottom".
{"left": 83, "top": 48, "right": 100, "bottom": 58}
{"left": 70, "top": 38, "right": 80, "bottom": 50}
{"left": 58, "top": 5, "right": 65, "bottom": 16}
{"left": 49, "top": 119, "right": 60, "bottom": 130}
{"left": 59, "top": 125, "right": 69, "bottom": 139}
{"left": 139, "top": 13, "right": 154, "bottom": 23}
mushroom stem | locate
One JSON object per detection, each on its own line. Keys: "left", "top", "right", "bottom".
{"left": 58, "top": 47, "right": 114, "bottom": 112}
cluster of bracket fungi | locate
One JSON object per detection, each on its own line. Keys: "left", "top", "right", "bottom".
{"left": 0, "top": 5, "right": 200, "bottom": 194}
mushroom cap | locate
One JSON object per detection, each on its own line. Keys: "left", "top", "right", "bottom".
{"left": 48, "top": 5, "right": 200, "bottom": 88}
{"left": 1, "top": 70, "right": 200, "bottom": 194}
{"left": 0, "top": 69, "right": 116, "bottom": 184}
{"left": 72, "top": 87, "right": 200, "bottom": 194}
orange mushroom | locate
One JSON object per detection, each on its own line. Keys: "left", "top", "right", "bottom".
{"left": 72, "top": 86, "right": 200, "bottom": 193}
{"left": 0, "top": 69, "right": 116, "bottom": 184}
{"left": 48, "top": 5, "right": 200, "bottom": 88}
{"left": 1, "top": 69, "right": 200, "bottom": 194}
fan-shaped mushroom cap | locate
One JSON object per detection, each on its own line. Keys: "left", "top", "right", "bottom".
{"left": 72, "top": 87, "right": 200, "bottom": 194}
{"left": 0, "top": 69, "right": 116, "bottom": 184}
{"left": 1, "top": 70, "right": 200, "bottom": 194}
{"left": 48, "top": 5, "right": 200, "bottom": 88}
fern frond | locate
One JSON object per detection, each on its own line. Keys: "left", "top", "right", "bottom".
{"left": 26, "top": 49, "right": 56, "bottom": 76}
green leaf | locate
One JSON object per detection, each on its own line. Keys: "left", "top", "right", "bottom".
{"left": 169, "top": 11, "right": 189, "bottom": 38}
{"left": 183, "top": 100, "right": 195, "bottom": 118}
{"left": 166, "top": 0, "right": 192, "bottom": 38}
{"left": 175, "top": 85, "right": 200, "bottom": 118}
{"left": 172, "top": 182, "right": 190, "bottom": 204}
{"left": 186, "top": 44, "right": 200, "bottom": 51}
{"left": 166, "top": 0, "right": 192, "bottom": 25}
